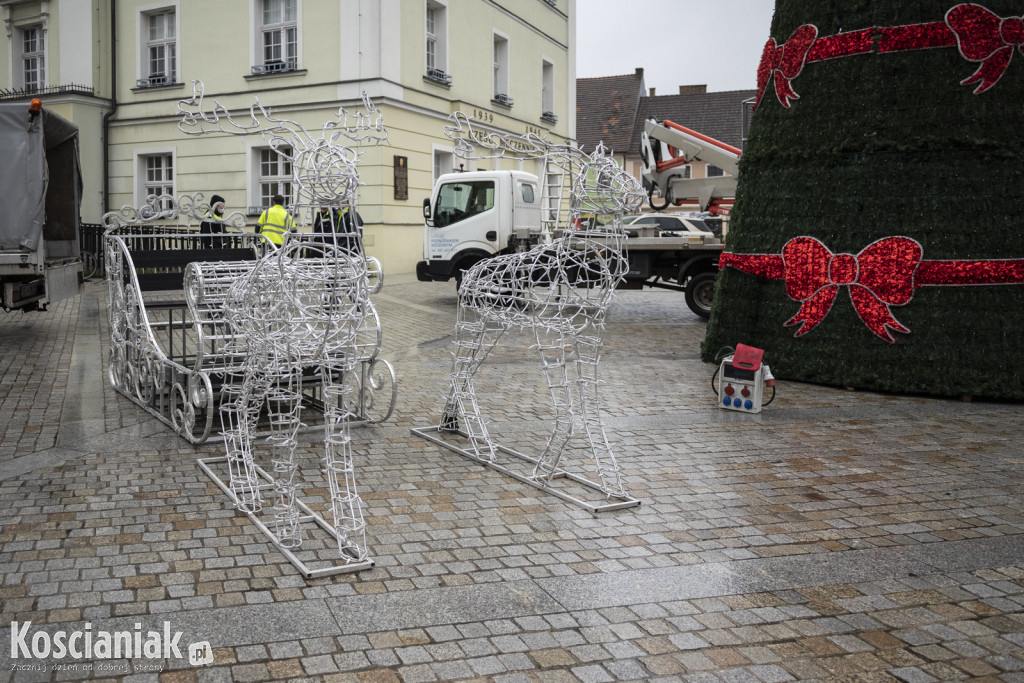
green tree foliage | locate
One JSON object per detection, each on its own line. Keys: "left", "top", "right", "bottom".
{"left": 702, "top": 0, "right": 1024, "bottom": 398}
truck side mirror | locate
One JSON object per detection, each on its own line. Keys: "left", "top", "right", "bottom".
{"left": 423, "top": 198, "right": 433, "bottom": 227}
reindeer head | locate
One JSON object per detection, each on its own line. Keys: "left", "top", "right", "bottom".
{"left": 573, "top": 146, "right": 645, "bottom": 224}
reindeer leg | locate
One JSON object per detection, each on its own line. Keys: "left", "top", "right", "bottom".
{"left": 575, "top": 333, "right": 627, "bottom": 498}
{"left": 440, "top": 305, "right": 507, "bottom": 462}
{"left": 220, "top": 363, "right": 264, "bottom": 514}
{"left": 321, "top": 357, "right": 370, "bottom": 562}
{"left": 531, "top": 328, "right": 575, "bottom": 484}
{"left": 265, "top": 364, "right": 304, "bottom": 548}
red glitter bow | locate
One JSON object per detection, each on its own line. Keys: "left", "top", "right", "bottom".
{"left": 720, "top": 237, "right": 1024, "bottom": 342}
{"left": 946, "top": 4, "right": 1024, "bottom": 93}
{"left": 755, "top": 24, "right": 819, "bottom": 111}
{"left": 781, "top": 236, "right": 923, "bottom": 343}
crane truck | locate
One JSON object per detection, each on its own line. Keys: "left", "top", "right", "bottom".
{"left": 415, "top": 119, "right": 741, "bottom": 318}
{"left": 0, "top": 99, "right": 83, "bottom": 312}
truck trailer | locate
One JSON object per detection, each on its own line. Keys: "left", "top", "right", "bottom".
{"left": 0, "top": 99, "right": 83, "bottom": 311}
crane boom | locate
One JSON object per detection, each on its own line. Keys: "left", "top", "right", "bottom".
{"left": 639, "top": 118, "right": 741, "bottom": 214}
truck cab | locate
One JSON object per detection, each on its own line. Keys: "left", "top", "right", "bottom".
{"left": 417, "top": 170, "right": 540, "bottom": 286}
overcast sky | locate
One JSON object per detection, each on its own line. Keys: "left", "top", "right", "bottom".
{"left": 576, "top": 0, "right": 777, "bottom": 94}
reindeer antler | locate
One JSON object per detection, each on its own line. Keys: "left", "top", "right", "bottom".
{"left": 322, "top": 92, "right": 389, "bottom": 150}
{"left": 177, "top": 80, "right": 312, "bottom": 159}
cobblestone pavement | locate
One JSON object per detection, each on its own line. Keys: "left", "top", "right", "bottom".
{"left": 0, "top": 277, "right": 1021, "bottom": 682}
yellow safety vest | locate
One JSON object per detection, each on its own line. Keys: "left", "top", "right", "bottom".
{"left": 257, "top": 204, "right": 294, "bottom": 246}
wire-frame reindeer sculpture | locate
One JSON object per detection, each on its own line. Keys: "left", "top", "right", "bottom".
{"left": 177, "top": 81, "right": 389, "bottom": 575}
{"left": 413, "top": 113, "right": 646, "bottom": 513}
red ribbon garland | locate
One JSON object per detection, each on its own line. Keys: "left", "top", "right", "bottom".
{"left": 720, "top": 237, "right": 1024, "bottom": 343}
{"left": 755, "top": 3, "right": 1024, "bottom": 109}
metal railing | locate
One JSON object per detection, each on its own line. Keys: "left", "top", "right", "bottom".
{"left": 136, "top": 74, "right": 173, "bottom": 88}
{"left": 0, "top": 83, "right": 95, "bottom": 101}
{"left": 250, "top": 58, "right": 298, "bottom": 75}
{"left": 425, "top": 68, "right": 452, "bottom": 86}
{"left": 79, "top": 223, "right": 106, "bottom": 278}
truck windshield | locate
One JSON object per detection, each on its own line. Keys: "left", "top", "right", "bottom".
{"left": 434, "top": 180, "right": 495, "bottom": 228}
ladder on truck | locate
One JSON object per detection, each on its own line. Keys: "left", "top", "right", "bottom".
{"left": 538, "top": 153, "right": 571, "bottom": 244}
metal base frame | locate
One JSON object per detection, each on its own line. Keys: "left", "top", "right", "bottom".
{"left": 411, "top": 426, "right": 641, "bottom": 514}
{"left": 197, "top": 456, "right": 374, "bottom": 579}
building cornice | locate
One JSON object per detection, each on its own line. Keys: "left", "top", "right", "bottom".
{"left": 486, "top": 0, "right": 568, "bottom": 51}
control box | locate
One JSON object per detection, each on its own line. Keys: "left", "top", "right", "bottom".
{"left": 719, "top": 344, "right": 767, "bottom": 413}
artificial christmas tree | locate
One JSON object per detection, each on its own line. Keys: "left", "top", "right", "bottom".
{"left": 702, "top": 1, "right": 1024, "bottom": 399}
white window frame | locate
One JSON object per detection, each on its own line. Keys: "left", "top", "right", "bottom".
{"left": 248, "top": 142, "right": 294, "bottom": 214}
{"left": 18, "top": 24, "right": 46, "bottom": 91}
{"left": 492, "top": 31, "right": 509, "bottom": 100}
{"left": 541, "top": 58, "right": 555, "bottom": 116}
{"left": 252, "top": 0, "right": 301, "bottom": 72}
{"left": 136, "top": 3, "right": 179, "bottom": 87}
{"left": 425, "top": 0, "right": 448, "bottom": 80}
{"left": 134, "top": 148, "right": 177, "bottom": 211}
{"left": 432, "top": 145, "right": 456, "bottom": 186}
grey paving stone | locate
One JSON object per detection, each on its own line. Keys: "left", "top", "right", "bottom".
{"left": 747, "top": 664, "right": 795, "bottom": 682}
{"left": 234, "top": 644, "right": 268, "bottom": 662}
{"left": 468, "top": 655, "right": 507, "bottom": 676}
{"left": 397, "top": 663, "right": 437, "bottom": 682}
{"left": 395, "top": 645, "right": 431, "bottom": 665}
{"left": 267, "top": 640, "right": 303, "bottom": 659}
{"left": 430, "top": 659, "right": 474, "bottom": 680}
{"left": 572, "top": 664, "right": 615, "bottom": 683}
{"left": 301, "top": 653, "right": 339, "bottom": 675}
{"left": 367, "top": 648, "right": 399, "bottom": 667}
{"left": 888, "top": 666, "right": 939, "bottom": 683}
{"left": 333, "top": 650, "right": 371, "bottom": 671}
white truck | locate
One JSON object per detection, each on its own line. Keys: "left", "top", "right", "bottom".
{"left": 0, "top": 99, "right": 83, "bottom": 311}
{"left": 416, "top": 170, "right": 542, "bottom": 290}
{"left": 416, "top": 120, "right": 740, "bottom": 317}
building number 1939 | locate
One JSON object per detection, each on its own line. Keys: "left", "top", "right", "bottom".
{"left": 472, "top": 109, "right": 494, "bottom": 123}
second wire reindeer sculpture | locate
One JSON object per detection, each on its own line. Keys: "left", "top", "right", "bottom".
{"left": 413, "top": 114, "right": 645, "bottom": 512}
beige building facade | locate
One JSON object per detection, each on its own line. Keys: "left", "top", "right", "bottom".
{"left": 1, "top": 0, "right": 576, "bottom": 273}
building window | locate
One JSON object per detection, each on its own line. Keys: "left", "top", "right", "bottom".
{"left": 424, "top": 1, "right": 449, "bottom": 84}
{"left": 492, "top": 33, "right": 511, "bottom": 107}
{"left": 706, "top": 164, "right": 725, "bottom": 177}
{"left": 433, "top": 149, "right": 455, "bottom": 185}
{"left": 140, "top": 154, "right": 175, "bottom": 212}
{"left": 20, "top": 26, "right": 45, "bottom": 91}
{"left": 253, "top": 0, "right": 298, "bottom": 74}
{"left": 541, "top": 60, "right": 555, "bottom": 122}
{"left": 138, "top": 9, "right": 176, "bottom": 87}
{"left": 256, "top": 146, "right": 293, "bottom": 211}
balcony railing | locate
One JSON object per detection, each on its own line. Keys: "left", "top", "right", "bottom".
{"left": 250, "top": 58, "right": 298, "bottom": 75}
{"left": 541, "top": 111, "right": 557, "bottom": 124}
{"left": 136, "top": 73, "right": 172, "bottom": 88}
{"left": 0, "top": 83, "right": 95, "bottom": 101}
{"left": 425, "top": 67, "right": 452, "bottom": 86}
{"left": 492, "top": 93, "right": 514, "bottom": 108}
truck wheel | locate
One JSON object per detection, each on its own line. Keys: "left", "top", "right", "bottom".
{"left": 454, "top": 257, "right": 484, "bottom": 292}
{"left": 684, "top": 272, "right": 716, "bottom": 319}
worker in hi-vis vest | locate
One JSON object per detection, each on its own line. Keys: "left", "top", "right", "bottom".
{"left": 256, "top": 193, "right": 294, "bottom": 246}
